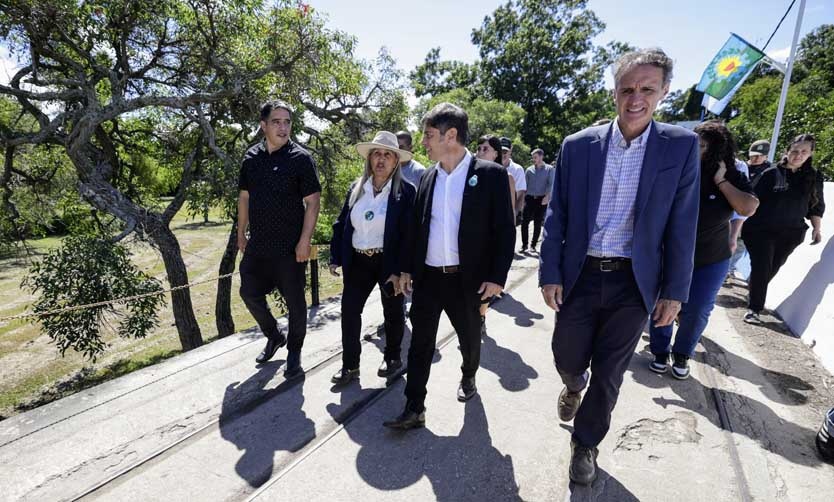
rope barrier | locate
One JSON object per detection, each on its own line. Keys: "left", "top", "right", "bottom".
{"left": 0, "top": 272, "right": 240, "bottom": 323}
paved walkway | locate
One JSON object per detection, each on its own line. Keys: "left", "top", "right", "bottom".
{"left": 1, "top": 252, "right": 832, "bottom": 501}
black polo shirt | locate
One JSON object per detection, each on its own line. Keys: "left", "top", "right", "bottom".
{"left": 239, "top": 140, "right": 321, "bottom": 258}
{"left": 695, "top": 167, "right": 754, "bottom": 267}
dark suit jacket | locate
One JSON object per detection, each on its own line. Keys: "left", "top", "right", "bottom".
{"left": 330, "top": 179, "right": 416, "bottom": 282}
{"left": 404, "top": 155, "right": 515, "bottom": 291}
{"left": 539, "top": 121, "right": 701, "bottom": 312}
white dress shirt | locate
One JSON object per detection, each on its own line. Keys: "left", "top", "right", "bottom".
{"left": 426, "top": 151, "right": 472, "bottom": 267}
{"left": 507, "top": 161, "right": 527, "bottom": 192}
{"left": 350, "top": 178, "right": 390, "bottom": 250}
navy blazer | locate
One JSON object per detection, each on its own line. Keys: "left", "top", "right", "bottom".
{"left": 539, "top": 121, "right": 701, "bottom": 312}
{"left": 330, "top": 179, "right": 416, "bottom": 282}
{"left": 405, "top": 156, "right": 515, "bottom": 291}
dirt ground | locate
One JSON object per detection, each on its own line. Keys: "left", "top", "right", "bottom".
{"left": 716, "top": 276, "right": 834, "bottom": 430}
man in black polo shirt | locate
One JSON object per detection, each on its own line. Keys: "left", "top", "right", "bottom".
{"left": 238, "top": 100, "right": 321, "bottom": 376}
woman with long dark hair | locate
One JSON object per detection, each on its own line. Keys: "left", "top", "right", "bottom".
{"left": 741, "top": 133, "right": 825, "bottom": 324}
{"left": 329, "top": 131, "right": 416, "bottom": 384}
{"left": 649, "top": 121, "right": 759, "bottom": 378}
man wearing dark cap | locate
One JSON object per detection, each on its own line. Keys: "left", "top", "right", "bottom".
{"left": 500, "top": 137, "right": 527, "bottom": 226}
{"left": 747, "top": 140, "right": 771, "bottom": 186}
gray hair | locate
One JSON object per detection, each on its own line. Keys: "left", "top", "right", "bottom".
{"left": 612, "top": 48, "right": 674, "bottom": 86}
{"left": 348, "top": 149, "right": 403, "bottom": 208}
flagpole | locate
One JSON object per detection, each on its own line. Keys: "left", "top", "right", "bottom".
{"left": 768, "top": 0, "right": 806, "bottom": 163}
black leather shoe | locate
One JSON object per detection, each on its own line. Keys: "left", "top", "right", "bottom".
{"left": 569, "top": 441, "right": 599, "bottom": 485}
{"left": 377, "top": 359, "right": 403, "bottom": 378}
{"left": 383, "top": 405, "right": 425, "bottom": 430}
{"left": 457, "top": 377, "right": 477, "bottom": 402}
{"left": 284, "top": 351, "right": 302, "bottom": 378}
{"left": 558, "top": 387, "right": 582, "bottom": 421}
{"left": 331, "top": 367, "right": 359, "bottom": 385}
{"left": 255, "top": 333, "right": 286, "bottom": 364}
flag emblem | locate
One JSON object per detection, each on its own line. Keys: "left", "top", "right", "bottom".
{"left": 697, "top": 33, "right": 765, "bottom": 101}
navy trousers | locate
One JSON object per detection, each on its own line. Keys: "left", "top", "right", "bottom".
{"left": 552, "top": 261, "right": 648, "bottom": 448}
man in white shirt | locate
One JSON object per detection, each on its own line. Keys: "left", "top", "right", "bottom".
{"left": 383, "top": 103, "right": 515, "bottom": 430}
{"left": 500, "top": 137, "right": 527, "bottom": 225}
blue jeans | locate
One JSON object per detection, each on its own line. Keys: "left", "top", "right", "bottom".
{"left": 649, "top": 258, "right": 730, "bottom": 358}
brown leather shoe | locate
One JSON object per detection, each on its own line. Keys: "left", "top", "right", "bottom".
{"left": 558, "top": 387, "right": 582, "bottom": 421}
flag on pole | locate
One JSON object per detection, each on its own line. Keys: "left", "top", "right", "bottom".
{"left": 696, "top": 33, "right": 765, "bottom": 100}
{"left": 701, "top": 62, "right": 759, "bottom": 115}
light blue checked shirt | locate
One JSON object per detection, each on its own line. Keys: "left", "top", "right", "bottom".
{"left": 587, "top": 119, "right": 651, "bottom": 258}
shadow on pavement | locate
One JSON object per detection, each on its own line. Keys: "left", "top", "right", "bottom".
{"left": 480, "top": 330, "right": 539, "bottom": 392}
{"left": 329, "top": 394, "right": 522, "bottom": 501}
{"left": 776, "top": 236, "right": 834, "bottom": 336}
{"left": 629, "top": 348, "right": 823, "bottom": 467}
{"left": 700, "top": 336, "right": 814, "bottom": 406}
{"left": 567, "top": 468, "right": 640, "bottom": 501}
{"left": 490, "top": 292, "right": 544, "bottom": 327}
{"left": 219, "top": 364, "right": 316, "bottom": 488}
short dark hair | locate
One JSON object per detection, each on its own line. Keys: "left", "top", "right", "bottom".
{"left": 421, "top": 102, "right": 469, "bottom": 145}
{"left": 260, "top": 100, "right": 294, "bottom": 121}
{"left": 532, "top": 148, "right": 544, "bottom": 156}
{"left": 613, "top": 48, "right": 674, "bottom": 86}
{"left": 395, "top": 130, "right": 413, "bottom": 147}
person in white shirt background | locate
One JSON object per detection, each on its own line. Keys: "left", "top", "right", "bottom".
{"left": 500, "top": 137, "right": 527, "bottom": 226}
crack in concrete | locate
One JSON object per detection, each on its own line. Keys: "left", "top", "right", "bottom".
{"left": 615, "top": 412, "right": 702, "bottom": 452}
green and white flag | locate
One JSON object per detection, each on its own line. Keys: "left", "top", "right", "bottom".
{"left": 697, "top": 33, "right": 765, "bottom": 100}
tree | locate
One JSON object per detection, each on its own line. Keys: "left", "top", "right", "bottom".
{"left": 471, "top": 0, "right": 624, "bottom": 152}
{"left": 410, "top": 47, "right": 481, "bottom": 98}
{"left": 0, "top": 1, "right": 404, "bottom": 350}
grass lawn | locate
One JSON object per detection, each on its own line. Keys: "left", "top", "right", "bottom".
{"left": 0, "top": 209, "right": 342, "bottom": 420}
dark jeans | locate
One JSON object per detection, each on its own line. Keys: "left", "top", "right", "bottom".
{"left": 743, "top": 228, "right": 805, "bottom": 312}
{"left": 340, "top": 252, "right": 405, "bottom": 370}
{"left": 649, "top": 258, "right": 729, "bottom": 358}
{"left": 522, "top": 195, "right": 547, "bottom": 248}
{"left": 405, "top": 268, "right": 482, "bottom": 412}
{"left": 552, "top": 260, "right": 648, "bottom": 448}
{"left": 239, "top": 253, "right": 307, "bottom": 353}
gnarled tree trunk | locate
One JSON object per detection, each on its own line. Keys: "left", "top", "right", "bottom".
{"left": 215, "top": 219, "right": 238, "bottom": 338}
{"left": 146, "top": 216, "right": 203, "bottom": 350}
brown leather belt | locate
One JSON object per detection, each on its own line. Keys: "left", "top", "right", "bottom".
{"left": 585, "top": 256, "right": 631, "bottom": 272}
{"left": 354, "top": 248, "right": 383, "bottom": 257}
{"left": 426, "top": 265, "right": 460, "bottom": 274}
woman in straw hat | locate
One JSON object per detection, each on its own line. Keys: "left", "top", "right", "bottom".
{"left": 329, "top": 131, "right": 417, "bottom": 385}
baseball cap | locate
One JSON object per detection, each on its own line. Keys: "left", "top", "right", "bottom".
{"left": 499, "top": 137, "right": 512, "bottom": 151}
{"left": 749, "top": 140, "right": 770, "bottom": 157}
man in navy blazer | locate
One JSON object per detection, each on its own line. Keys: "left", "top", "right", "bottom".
{"left": 539, "top": 48, "right": 700, "bottom": 485}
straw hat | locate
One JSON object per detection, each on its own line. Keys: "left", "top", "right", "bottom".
{"left": 355, "top": 131, "right": 413, "bottom": 163}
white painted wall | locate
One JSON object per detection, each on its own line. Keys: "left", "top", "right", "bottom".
{"left": 766, "top": 182, "right": 834, "bottom": 374}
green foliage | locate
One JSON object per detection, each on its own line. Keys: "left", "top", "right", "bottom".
{"left": 721, "top": 25, "right": 834, "bottom": 179}
{"left": 22, "top": 236, "right": 165, "bottom": 361}
{"left": 413, "top": 88, "right": 530, "bottom": 157}
{"left": 411, "top": 48, "right": 482, "bottom": 98}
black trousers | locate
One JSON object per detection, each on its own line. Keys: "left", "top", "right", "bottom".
{"left": 340, "top": 252, "right": 405, "bottom": 370}
{"left": 743, "top": 227, "right": 805, "bottom": 312}
{"left": 522, "top": 195, "right": 547, "bottom": 248}
{"left": 239, "top": 253, "right": 307, "bottom": 353}
{"left": 551, "top": 261, "right": 648, "bottom": 448}
{"left": 405, "top": 268, "right": 482, "bottom": 412}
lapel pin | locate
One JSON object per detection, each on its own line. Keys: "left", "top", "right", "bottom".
{"left": 468, "top": 175, "right": 478, "bottom": 187}
{"left": 364, "top": 210, "right": 374, "bottom": 221}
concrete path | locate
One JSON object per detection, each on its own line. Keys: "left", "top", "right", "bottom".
{"left": 1, "top": 251, "right": 832, "bottom": 502}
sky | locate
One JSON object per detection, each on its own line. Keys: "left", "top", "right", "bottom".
{"left": 2, "top": 1, "right": 831, "bottom": 94}
{"left": 305, "top": 0, "right": 833, "bottom": 92}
